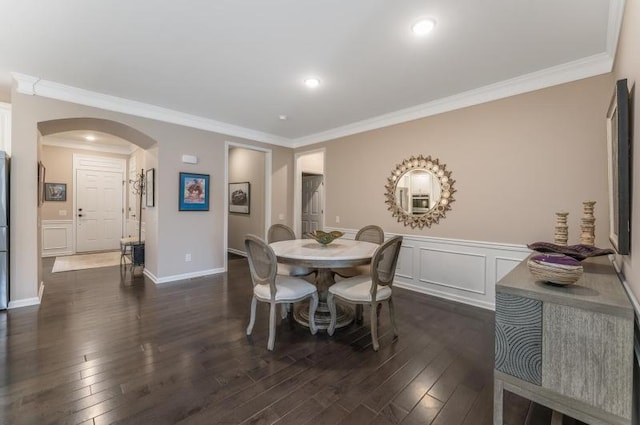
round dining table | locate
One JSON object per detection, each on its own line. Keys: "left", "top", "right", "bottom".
{"left": 270, "top": 238, "right": 378, "bottom": 330}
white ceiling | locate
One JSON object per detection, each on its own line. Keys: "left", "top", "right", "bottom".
{"left": 0, "top": 1, "right": 623, "bottom": 147}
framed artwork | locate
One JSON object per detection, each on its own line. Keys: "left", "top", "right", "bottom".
{"left": 38, "top": 161, "right": 46, "bottom": 207}
{"left": 229, "top": 182, "right": 250, "bottom": 214}
{"left": 145, "top": 168, "right": 155, "bottom": 207}
{"left": 44, "top": 183, "right": 67, "bottom": 201}
{"left": 179, "top": 172, "right": 209, "bottom": 211}
{"left": 606, "top": 78, "right": 631, "bottom": 255}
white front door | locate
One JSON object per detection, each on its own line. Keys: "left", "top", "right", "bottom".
{"left": 301, "top": 174, "right": 323, "bottom": 234}
{"left": 76, "top": 169, "right": 123, "bottom": 252}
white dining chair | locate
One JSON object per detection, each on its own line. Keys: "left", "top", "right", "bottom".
{"left": 267, "top": 224, "right": 316, "bottom": 279}
{"left": 327, "top": 235, "right": 403, "bottom": 351}
{"left": 245, "top": 234, "right": 319, "bottom": 351}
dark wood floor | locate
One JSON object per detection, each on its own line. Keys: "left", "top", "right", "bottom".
{"left": 0, "top": 255, "right": 580, "bottom": 425}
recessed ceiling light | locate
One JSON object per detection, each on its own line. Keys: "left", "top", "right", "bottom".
{"left": 412, "top": 18, "right": 436, "bottom": 36}
{"left": 85, "top": 135, "right": 96, "bottom": 141}
{"left": 304, "top": 78, "right": 320, "bottom": 89}
{"left": 279, "top": 115, "right": 288, "bottom": 120}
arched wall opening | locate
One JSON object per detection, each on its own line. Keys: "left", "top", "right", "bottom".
{"left": 36, "top": 117, "right": 159, "bottom": 296}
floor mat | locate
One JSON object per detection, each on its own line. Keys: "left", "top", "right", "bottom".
{"left": 52, "top": 251, "right": 127, "bottom": 273}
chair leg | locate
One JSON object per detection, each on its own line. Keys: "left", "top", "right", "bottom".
{"left": 370, "top": 302, "right": 379, "bottom": 351}
{"left": 388, "top": 297, "right": 398, "bottom": 337}
{"left": 246, "top": 296, "right": 257, "bottom": 335}
{"left": 308, "top": 293, "right": 318, "bottom": 335}
{"left": 355, "top": 305, "right": 363, "bottom": 324}
{"left": 268, "top": 302, "right": 277, "bottom": 351}
{"left": 281, "top": 303, "right": 288, "bottom": 320}
{"left": 327, "top": 292, "right": 337, "bottom": 336}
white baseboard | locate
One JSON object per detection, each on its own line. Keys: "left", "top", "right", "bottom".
{"left": 228, "top": 248, "right": 247, "bottom": 257}
{"left": 9, "top": 297, "right": 40, "bottom": 309}
{"left": 145, "top": 267, "right": 225, "bottom": 284}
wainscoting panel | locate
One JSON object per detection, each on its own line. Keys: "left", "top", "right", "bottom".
{"left": 418, "top": 247, "right": 486, "bottom": 294}
{"left": 42, "top": 220, "right": 73, "bottom": 257}
{"left": 327, "top": 227, "right": 531, "bottom": 310}
{"left": 395, "top": 244, "right": 415, "bottom": 280}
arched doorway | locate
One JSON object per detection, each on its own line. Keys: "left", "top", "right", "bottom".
{"left": 37, "top": 118, "right": 159, "bottom": 287}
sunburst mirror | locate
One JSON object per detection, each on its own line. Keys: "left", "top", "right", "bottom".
{"left": 384, "top": 155, "right": 455, "bottom": 229}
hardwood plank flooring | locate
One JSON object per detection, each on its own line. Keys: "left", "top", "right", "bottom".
{"left": 0, "top": 255, "right": 583, "bottom": 424}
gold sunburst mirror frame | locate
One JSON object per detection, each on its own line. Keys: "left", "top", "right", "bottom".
{"left": 384, "top": 155, "right": 456, "bottom": 229}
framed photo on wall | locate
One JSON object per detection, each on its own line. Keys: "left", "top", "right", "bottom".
{"left": 44, "top": 183, "right": 67, "bottom": 201}
{"left": 606, "top": 78, "right": 631, "bottom": 255}
{"left": 229, "top": 182, "right": 250, "bottom": 214}
{"left": 179, "top": 172, "right": 209, "bottom": 211}
{"left": 145, "top": 168, "right": 155, "bottom": 207}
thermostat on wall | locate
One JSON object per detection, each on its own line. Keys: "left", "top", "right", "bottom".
{"left": 182, "top": 154, "right": 198, "bottom": 164}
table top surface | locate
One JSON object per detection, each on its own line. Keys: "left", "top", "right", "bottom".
{"left": 270, "top": 238, "right": 378, "bottom": 264}
{"left": 497, "top": 255, "right": 633, "bottom": 318}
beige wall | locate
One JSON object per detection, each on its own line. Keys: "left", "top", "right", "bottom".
{"left": 10, "top": 91, "right": 293, "bottom": 303}
{"left": 614, "top": 0, "right": 640, "bottom": 303}
{"left": 298, "top": 74, "right": 614, "bottom": 248}
{"left": 228, "top": 147, "right": 266, "bottom": 252}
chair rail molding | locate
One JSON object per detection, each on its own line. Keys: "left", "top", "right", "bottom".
{"left": 41, "top": 220, "right": 74, "bottom": 257}
{"left": 327, "top": 227, "right": 530, "bottom": 310}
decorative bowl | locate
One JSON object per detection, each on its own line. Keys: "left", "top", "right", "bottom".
{"left": 527, "top": 241, "right": 614, "bottom": 261}
{"left": 306, "top": 230, "right": 344, "bottom": 245}
{"left": 527, "top": 253, "right": 583, "bottom": 286}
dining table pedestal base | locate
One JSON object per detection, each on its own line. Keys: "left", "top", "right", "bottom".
{"left": 293, "top": 301, "right": 353, "bottom": 331}
{"left": 293, "top": 267, "right": 354, "bottom": 331}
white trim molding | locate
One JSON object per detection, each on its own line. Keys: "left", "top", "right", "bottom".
{"left": 41, "top": 220, "right": 74, "bottom": 257}
{"left": 291, "top": 53, "right": 613, "bottom": 147}
{"left": 12, "top": 73, "right": 290, "bottom": 148}
{"left": 328, "top": 227, "right": 531, "bottom": 310}
{"left": 11, "top": 22, "right": 622, "bottom": 150}
{"left": 144, "top": 267, "right": 225, "bottom": 284}
{"left": 8, "top": 297, "right": 40, "bottom": 309}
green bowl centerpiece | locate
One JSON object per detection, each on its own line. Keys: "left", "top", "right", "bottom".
{"left": 307, "top": 230, "right": 344, "bottom": 245}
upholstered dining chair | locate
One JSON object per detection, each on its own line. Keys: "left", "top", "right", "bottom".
{"left": 267, "top": 224, "right": 315, "bottom": 279}
{"left": 355, "top": 224, "right": 385, "bottom": 245}
{"left": 267, "top": 223, "right": 296, "bottom": 243}
{"left": 333, "top": 224, "right": 385, "bottom": 280}
{"left": 327, "top": 235, "right": 403, "bottom": 351}
{"left": 245, "top": 234, "right": 318, "bottom": 351}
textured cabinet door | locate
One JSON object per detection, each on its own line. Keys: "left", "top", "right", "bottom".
{"left": 495, "top": 293, "right": 542, "bottom": 385}
{"left": 542, "top": 302, "right": 633, "bottom": 419}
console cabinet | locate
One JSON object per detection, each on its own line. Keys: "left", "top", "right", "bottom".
{"left": 494, "top": 256, "right": 633, "bottom": 425}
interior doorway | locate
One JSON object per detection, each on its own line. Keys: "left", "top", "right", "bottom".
{"left": 224, "top": 142, "right": 272, "bottom": 270}
{"left": 301, "top": 173, "right": 323, "bottom": 234}
{"left": 294, "top": 149, "right": 325, "bottom": 237}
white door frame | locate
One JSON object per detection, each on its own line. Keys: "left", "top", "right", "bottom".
{"left": 224, "top": 141, "right": 272, "bottom": 272}
{"left": 72, "top": 154, "right": 126, "bottom": 253}
{"left": 294, "top": 148, "right": 325, "bottom": 237}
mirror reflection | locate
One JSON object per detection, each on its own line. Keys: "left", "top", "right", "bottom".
{"left": 395, "top": 170, "right": 442, "bottom": 214}
{"left": 384, "top": 155, "right": 455, "bottom": 229}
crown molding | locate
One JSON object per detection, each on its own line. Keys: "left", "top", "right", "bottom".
{"left": 12, "top": 43, "right": 617, "bottom": 150}
{"left": 291, "top": 52, "right": 613, "bottom": 147}
{"left": 11, "top": 73, "right": 292, "bottom": 148}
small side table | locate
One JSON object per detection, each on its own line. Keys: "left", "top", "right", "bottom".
{"left": 120, "top": 237, "right": 145, "bottom": 274}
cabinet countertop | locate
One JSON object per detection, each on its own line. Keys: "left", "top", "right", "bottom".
{"left": 496, "top": 255, "right": 632, "bottom": 319}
